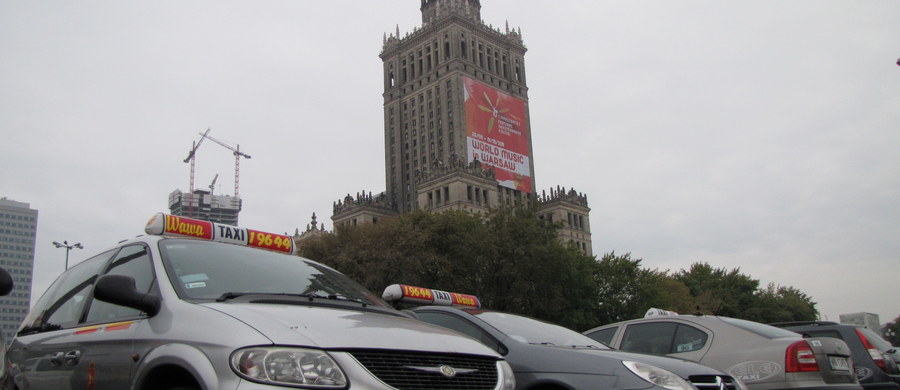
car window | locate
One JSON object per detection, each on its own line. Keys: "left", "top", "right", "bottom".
{"left": 85, "top": 244, "right": 155, "bottom": 323}
{"left": 673, "top": 324, "right": 708, "bottom": 352}
{"left": 585, "top": 327, "right": 617, "bottom": 346}
{"left": 621, "top": 322, "right": 677, "bottom": 354}
{"left": 416, "top": 311, "right": 503, "bottom": 353}
{"left": 19, "top": 250, "right": 114, "bottom": 333}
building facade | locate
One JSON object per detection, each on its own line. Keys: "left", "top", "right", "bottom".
{"left": 0, "top": 197, "right": 38, "bottom": 342}
{"left": 169, "top": 189, "right": 242, "bottom": 226}
{"left": 328, "top": 0, "right": 592, "bottom": 254}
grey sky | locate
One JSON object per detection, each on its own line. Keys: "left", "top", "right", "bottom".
{"left": 2, "top": 0, "right": 898, "bottom": 325}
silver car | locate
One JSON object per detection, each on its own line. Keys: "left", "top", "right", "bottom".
{"left": 584, "top": 310, "right": 861, "bottom": 390}
{"left": 8, "top": 213, "right": 515, "bottom": 390}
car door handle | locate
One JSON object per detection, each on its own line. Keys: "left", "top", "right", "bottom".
{"left": 64, "top": 350, "right": 82, "bottom": 366}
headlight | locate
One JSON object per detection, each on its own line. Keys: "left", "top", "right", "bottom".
{"left": 622, "top": 361, "right": 695, "bottom": 390}
{"left": 231, "top": 347, "right": 347, "bottom": 388}
{"left": 497, "top": 360, "right": 516, "bottom": 390}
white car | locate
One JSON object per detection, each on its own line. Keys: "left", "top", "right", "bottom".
{"left": 8, "top": 213, "right": 515, "bottom": 390}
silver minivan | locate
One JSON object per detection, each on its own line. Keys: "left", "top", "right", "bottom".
{"left": 8, "top": 213, "right": 514, "bottom": 389}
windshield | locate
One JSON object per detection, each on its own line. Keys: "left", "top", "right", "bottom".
{"left": 469, "top": 310, "right": 608, "bottom": 348}
{"left": 159, "top": 239, "right": 387, "bottom": 307}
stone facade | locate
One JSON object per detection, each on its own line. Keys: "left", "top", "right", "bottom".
{"left": 327, "top": 0, "right": 593, "bottom": 255}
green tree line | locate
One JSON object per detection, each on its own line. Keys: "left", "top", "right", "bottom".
{"left": 300, "top": 206, "right": 818, "bottom": 331}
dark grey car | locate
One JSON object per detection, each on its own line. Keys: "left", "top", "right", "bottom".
{"left": 408, "top": 305, "right": 745, "bottom": 390}
{"left": 771, "top": 321, "right": 900, "bottom": 390}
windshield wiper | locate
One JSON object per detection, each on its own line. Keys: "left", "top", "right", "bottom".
{"left": 215, "top": 292, "right": 367, "bottom": 307}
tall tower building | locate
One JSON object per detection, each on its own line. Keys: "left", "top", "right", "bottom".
{"left": 381, "top": 0, "right": 533, "bottom": 213}
{"left": 0, "top": 197, "right": 38, "bottom": 341}
{"left": 330, "top": 0, "right": 592, "bottom": 254}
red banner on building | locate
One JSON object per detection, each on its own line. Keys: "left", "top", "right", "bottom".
{"left": 464, "top": 76, "right": 532, "bottom": 193}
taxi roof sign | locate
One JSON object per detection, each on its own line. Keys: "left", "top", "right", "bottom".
{"left": 382, "top": 284, "right": 480, "bottom": 308}
{"left": 644, "top": 308, "right": 679, "bottom": 318}
{"left": 145, "top": 213, "right": 296, "bottom": 255}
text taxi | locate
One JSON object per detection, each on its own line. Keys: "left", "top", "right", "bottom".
{"left": 8, "top": 213, "right": 515, "bottom": 390}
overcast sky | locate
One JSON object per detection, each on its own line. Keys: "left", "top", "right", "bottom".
{"left": 2, "top": 0, "right": 898, "bottom": 325}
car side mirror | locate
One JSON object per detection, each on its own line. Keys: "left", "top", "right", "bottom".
{"left": 0, "top": 267, "right": 13, "bottom": 296}
{"left": 94, "top": 274, "right": 161, "bottom": 316}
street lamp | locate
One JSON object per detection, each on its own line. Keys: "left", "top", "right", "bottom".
{"left": 52, "top": 240, "right": 83, "bottom": 270}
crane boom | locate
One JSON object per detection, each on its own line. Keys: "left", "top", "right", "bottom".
{"left": 199, "top": 132, "right": 251, "bottom": 159}
{"left": 184, "top": 128, "right": 211, "bottom": 163}
{"left": 198, "top": 131, "right": 250, "bottom": 199}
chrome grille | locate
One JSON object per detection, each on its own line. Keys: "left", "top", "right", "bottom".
{"left": 348, "top": 350, "right": 499, "bottom": 390}
{"left": 690, "top": 375, "right": 740, "bottom": 390}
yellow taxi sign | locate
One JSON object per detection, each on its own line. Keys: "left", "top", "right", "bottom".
{"left": 145, "top": 213, "right": 295, "bottom": 255}
{"left": 382, "top": 284, "right": 481, "bottom": 308}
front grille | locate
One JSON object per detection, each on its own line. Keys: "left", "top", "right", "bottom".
{"left": 690, "top": 375, "right": 740, "bottom": 390}
{"left": 348, "top": 350, "right": 499, "bottom": 390}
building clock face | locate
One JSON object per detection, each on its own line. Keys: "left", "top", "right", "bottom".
{"left": 463, "top": 76, "right": 532, "bottom": 193}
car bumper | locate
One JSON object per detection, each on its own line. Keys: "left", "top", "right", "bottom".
{"left": 861, "top": 382, "right": 900, "bottom": 390}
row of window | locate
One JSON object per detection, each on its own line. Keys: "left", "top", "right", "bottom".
{"left": 0, "top": 300, "right": 29, "bottom": 306}
{"left": 0, "top": 267, "right": 32, "bottom": 276}
{"left": 0, "top": 244, "right": 33, "bottom": 252}
{"left": 0, "top": 236, "right": 34, "bottom": 244}
{"left": 0, "top": 213, "right": 36, "bottom": 222}
{"left": 0, "top": 253, "right": 33, "bottom": 260}
{"left": 0, "top": 221, "right": 36, "bottom": 229}
{"left": 0, "top": 307, "right": 27, "bottom": 314}
{"left": 1, "top": 229, "right": 35, "bottom": 237}
{"left": 0, "top": 260, "right": 30, "bottom": 267}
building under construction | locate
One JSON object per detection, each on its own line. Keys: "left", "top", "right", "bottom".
{"left": 168, "top": 189, "right": 242, "bottom": 226}
{"left": 170, "top": 129, "right": 249, "bottom": 226}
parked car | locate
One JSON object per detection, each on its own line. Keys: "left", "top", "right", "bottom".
{"left": 770, "top": 321, "right": 900, "bottom": 389}
{"left": 583, "top": 309, "right": 861, "bottom": 390}
{"left": 7, "top": 213, "right": 515, "bottom": 390}
{"left": 384, "top": 284, "right": 745, "bottom": 390}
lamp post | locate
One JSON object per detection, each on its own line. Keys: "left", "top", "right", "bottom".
{"left": 52, "top": 240, "right": 83, "bottom": 270}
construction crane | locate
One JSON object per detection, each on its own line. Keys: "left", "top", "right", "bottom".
{"left": 208, "top": 174, "right": 219, "bottom": 194}
{"left": 183, "top": 128, "right": 212, "bottom": 217}
{"left": 199, "top": 131, "right": 251, "bottom": 199}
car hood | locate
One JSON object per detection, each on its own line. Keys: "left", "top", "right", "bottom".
{"left": 201, "top": 302, "right": 499, "bottom": 357}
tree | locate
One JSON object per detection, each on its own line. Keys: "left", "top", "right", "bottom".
{"left": 744, "top": 283, "right": 818, "bottom": 323}
{"left": 674, "top": 262, "right": 759, "bottom": 317}
{"left": 593, "top": 253, "right": 693, "bottom": 325}
{"left": 300, "top": 206, "right": 601, "bottom": 330}
{"left": 885, "top": 315, "right": 900, "bottom": 346}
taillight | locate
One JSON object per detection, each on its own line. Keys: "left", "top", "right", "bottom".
{"left": 856, "top": 329, "right": 888, "bottom": 372}
{"left": 786, "top": 340, "right": 820, "bottom": 372}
